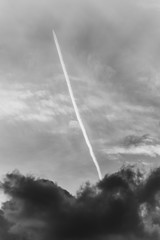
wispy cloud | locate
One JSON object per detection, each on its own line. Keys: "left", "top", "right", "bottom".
{"left": 102, "top": 133, "right": 160, "bottom": 158}
{"left": 103, "top": 145, "right": 160, "bottom": 157}
{"left": 0, "top": 83, "right": 74, "bottom": 123}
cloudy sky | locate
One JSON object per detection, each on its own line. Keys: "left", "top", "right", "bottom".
{"left": 0, "top": 0, "right": 160, "bottom": 195}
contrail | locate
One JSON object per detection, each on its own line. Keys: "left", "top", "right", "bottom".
{"left": 52, "top": 30, "right": 102, "bottom": 180}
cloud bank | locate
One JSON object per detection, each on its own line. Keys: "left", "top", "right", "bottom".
{"left": 1, "top": 166, "right": 160, "bottom": 239}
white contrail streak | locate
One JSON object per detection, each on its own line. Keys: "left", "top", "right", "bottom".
{"left": 52, "top": 30, "right": 102, "bottom": 180}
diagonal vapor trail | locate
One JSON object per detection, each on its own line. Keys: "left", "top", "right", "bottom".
{"left": 52, "top": 30, "right": 102, "bottom": 180}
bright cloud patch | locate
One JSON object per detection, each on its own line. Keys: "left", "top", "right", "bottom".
{"left": 0, "top": 83, "right": 74, "bottom": 122}
{"left": 103, "top": 145, "right": 160, "bottom": 158}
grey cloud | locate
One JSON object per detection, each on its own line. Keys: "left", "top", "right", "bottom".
{"left": 122, "top": 134, "right": 157, "bottom": 148}
{"left": 2, "top": 166, "right": 160, "bottom": 239}
{"left": 1, "top": 0, "right": 159, "bottom": 69}
{"left": 1, "top": 0, "right": 160, "bottom": 122}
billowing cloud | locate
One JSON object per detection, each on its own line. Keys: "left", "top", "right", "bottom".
{"left": 1, "top": 167, "right": 160, "bottom": 239}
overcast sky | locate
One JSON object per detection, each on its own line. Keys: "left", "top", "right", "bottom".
{"left": 0, "top": 0, "right": 160, "bottom": 195}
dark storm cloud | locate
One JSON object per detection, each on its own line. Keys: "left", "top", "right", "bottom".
{"left": 140, "top": 167, "right": 160, "bottom": 205}
{"left": 1, "top": 166, "right": 160, "bottom": 240}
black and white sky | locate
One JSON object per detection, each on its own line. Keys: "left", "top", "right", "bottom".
{"left": 0, "top": 0, "right": 160, "bottom": 195}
